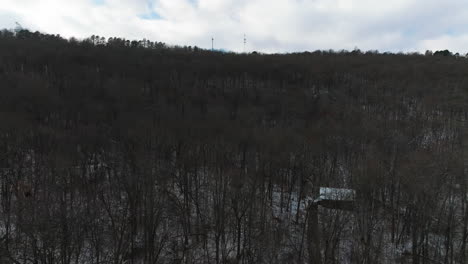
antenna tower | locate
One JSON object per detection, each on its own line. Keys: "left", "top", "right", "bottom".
{"left": 244, "top": 34, "right": 246, "bottom": 53}
{"left": 211, "top": 37, "right": 214, "bottom": 51}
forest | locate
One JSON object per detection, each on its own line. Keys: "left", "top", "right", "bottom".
{"left": 0, "top": 28, "right": 467, "bottom": 264}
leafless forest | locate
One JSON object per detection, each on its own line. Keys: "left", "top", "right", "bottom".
{"left": 0, "top": 29, "right": 467, "bottom": 264}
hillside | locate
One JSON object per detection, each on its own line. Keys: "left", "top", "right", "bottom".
{"left": 0, "top": 29, "right": 467, "bottom": 264}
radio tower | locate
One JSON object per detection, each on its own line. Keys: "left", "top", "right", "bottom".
{"left": 244, "top": 34, "right": 247, "bottom": 53}
{"left": 211, "top": 37, "right": 214, "bottom": 51}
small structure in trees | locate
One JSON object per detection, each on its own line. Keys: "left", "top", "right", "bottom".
{"left": 315, "top": 187, "right": 355, "bottom": 211}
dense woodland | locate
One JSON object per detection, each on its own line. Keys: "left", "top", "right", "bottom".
{"left": 0, "top": 29, "right": 467, "bottom": 264}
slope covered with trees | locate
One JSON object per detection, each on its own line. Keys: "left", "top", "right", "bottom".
{"left": 0, "top": 29, "right": 467, "bottom": 264}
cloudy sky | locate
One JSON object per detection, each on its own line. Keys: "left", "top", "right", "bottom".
{"left": 1, "top": 0, "right": 468, "bottom": 53}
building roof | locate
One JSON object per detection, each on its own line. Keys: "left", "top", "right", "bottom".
{"left": 317, "top": 187, "right": 355, "bottom": 202}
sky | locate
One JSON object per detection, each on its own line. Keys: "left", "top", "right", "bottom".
{"left": 1, "top": 0, "right": 468, "bottom": 54}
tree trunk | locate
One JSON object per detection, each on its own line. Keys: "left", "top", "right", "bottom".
{"left": 307, "top": 203, "right": 322, "bottom": 264}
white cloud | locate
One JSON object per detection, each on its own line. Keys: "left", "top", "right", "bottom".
{"left": 418, "top": 34, "right": 468, "bottom": 54}
{"left": 1, "top": 0, "right": 468, "bottom": 53}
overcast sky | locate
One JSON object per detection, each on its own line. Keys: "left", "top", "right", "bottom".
{"left": 1, "top": 0, "right": 468, "bottom": 53}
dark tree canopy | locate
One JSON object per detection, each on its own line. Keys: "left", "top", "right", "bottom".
{"left": 0, "top": 29, "right": 467, "bottom": 264}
